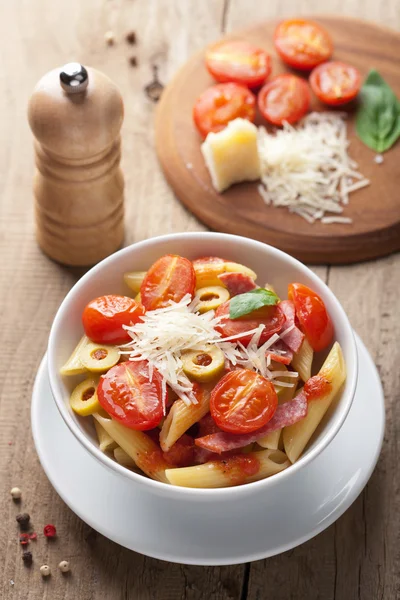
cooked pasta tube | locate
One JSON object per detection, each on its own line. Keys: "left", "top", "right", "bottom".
{"left": 258, "top": 370, "right": 298, "bottom": 449}
{"left": 94, "top": 420, "right": 118, "bottom": 453}
{"left": 114, "top": 446, "right": 137, "bottom": 469}
{"left": 283, "top": 342, "right": 346, "bottom": 463}
{"left": 93, "top": 413, "right": 169, "bottom": 483}
{"left": 165, "top": 449, "right": 290, "bottom": 488}
{"left": 257, "top": 429, "right": 281, "bottom": 450}
{"left": 60, "top": 335, "right": 89, "bottom": 376}
{"left": 160, "top": 386, "right": 210, "bottom": 452}
{"left": 292, "top": 337, "right": 314, "bottom": 382}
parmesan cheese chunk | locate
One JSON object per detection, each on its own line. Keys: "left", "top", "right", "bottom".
{"left": 201, "top": 118, "right": 261, "bottom": 192}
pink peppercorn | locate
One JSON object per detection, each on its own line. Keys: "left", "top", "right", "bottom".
{"left": 19, "top": 533, "right": 30, "bottom": 545}
{"left": 43, "top": 524, "right": 56, "bottom": 538}
{"left": 29, "top": 532, "right": 37, "bottom": 540}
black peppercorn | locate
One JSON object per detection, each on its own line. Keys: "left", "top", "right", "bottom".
{"left": 22, "top": 551, "right": 33, "bottom": 566}
{"left": 125, "top": 31, "right": 137, "bottom": 45}
{"left": 16, "top": 513, "right": 30, "bottom": 529}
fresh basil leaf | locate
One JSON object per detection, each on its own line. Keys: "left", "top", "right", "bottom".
{"left": 229, "top": 288, "right": 280, "bottom": 320}
{"left": 356, "top": 69, "right": 400, "bottom": 153}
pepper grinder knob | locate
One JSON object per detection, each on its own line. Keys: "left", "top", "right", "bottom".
{"left": 59, "top": 63, "right": 89, "bottom": 94}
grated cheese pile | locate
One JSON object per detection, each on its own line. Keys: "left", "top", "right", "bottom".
{"left": 257, "top": 112, "right": 370, "bottom": 224}
{"left": 122, "top": 295, "right": 297, "bottom": 407}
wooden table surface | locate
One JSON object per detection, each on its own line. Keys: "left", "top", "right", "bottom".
{"left": 0, "top": 1, "right": 398, "bottom": 598}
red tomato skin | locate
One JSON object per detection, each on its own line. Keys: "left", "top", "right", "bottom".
{"left": 210, "top": 369, "right": 278, "bottom": 434}
{"left": 309, "top": 61, "right": 361, "bottom": 106}
{"left": 215, "top": 300, "right": 285, "bottom": 346}
{"left": 258, "top": 75, "right": 311, "bottom": 126}
{"left": 82, "top": 295, "right": 144, "bottom": 345}
{"left": 140, "top": 254, "right": 196, "bottom": 311}
{"left": 274, "top": 19, "right": 333, "bottom": 71}
{"left": 193, "top": 83, "right": 256, "bottom": 138}
{"left": 162, "top": 434, "right": 195, "bottom": 467}
{"left": 97, "top": 361, "right": 165, "bottom": 430}
{"left": 205, "top": 41, "right": 272, "bottom": 88}
{"left": 288, "top": 283, "right": 334, "bottom": 352}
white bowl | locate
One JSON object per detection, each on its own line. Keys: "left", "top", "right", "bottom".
{"left": 48, "top": 232, "right": 358, "bottom": 501}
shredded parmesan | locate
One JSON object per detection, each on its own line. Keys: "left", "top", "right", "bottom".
{"left": 257, "top": 112, "right": 369, "bottom": 224}
{"left": 122, "top": 296, "right": 298, "bottom": 404}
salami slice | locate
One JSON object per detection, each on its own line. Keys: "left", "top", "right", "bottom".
{"left": 278, "top": 300, "right": 305, "bottom": 353}
{"left": 218, "top": 272, "right": 257, "bottom": 296}
{"left": 195, "top": 391, "right": 308, "bottom": 454}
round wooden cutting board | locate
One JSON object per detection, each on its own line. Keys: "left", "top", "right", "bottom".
{"left": 155, "top": 16, "right": 400, "bottom": 264}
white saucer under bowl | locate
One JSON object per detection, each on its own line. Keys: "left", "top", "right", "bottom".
{"left": 31, "top": 333, "right": 384, "bottom": 566}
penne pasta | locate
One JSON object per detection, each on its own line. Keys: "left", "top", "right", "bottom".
{"left": 93, "top": 413, "right": 169, "bottom": 483}
{"left": 160, "top": 386, "right": 211, "bottom": 452}
{"left": 60, "top": 335, "right": 89, "bottom": 376}
{"left": 114, "top": 446, "right": 137, "bottom": 469}
{"left": 259, "top": 367, "right": 298, "bottom": 449}
{"left": 257, "top": 429, "right": 281, "bottom": 450}
{"left": 283, "top": 342, "right": 346, "bottom": 463}
{"left": 94, "top": 420, "right": 118, "bottom": 453}
{"left": 165, "top": 449, "right": 290, "bottom": 488}
{"left": 292, "top": 337, "right": 313, "bottom": 382}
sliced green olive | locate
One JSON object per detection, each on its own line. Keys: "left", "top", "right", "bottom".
{"left": 70, "top": 377, "right": 101, "bottom": 416}
{"left": 124, "top": 271, "right": 146, "bottom": 294}
{"left": 60, "top": 335, "right": 89, "bottom": 376}
{"left": 194, "top": 286, "right": 230, "bottom": 314}
{"left": 80, "top": 342, "right": 120, "bottom": 373}
{"left": 182, "top": 345, "right": 225, "bottom": 382}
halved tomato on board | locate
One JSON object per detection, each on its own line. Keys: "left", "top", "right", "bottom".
{"left": 205, "top": 40, "right": 272, "bottom": 88}
{"left": 288, "top": 283, "right": 334, "bottom": 352}
{"left": 210, "top": 368, "right": 278, "bottom": 434}
{"left": 274, "top": 19, "right": 333, "bottom": 71}
{"left": 310, "top": 61, "right": 361, "bottom": 106}
{"left": 97, "top": 360, "right": 165, "bottom": 430}
{"left": 258, "top": 74, "right": 311, "bottom": 126}
{"left": 82, "top": 295, "right": 144, "bottom": 345}
{"left": 215, "top": 300, "right": 285, "bottom": 346}
{"left": 140, "top": 254, "right": 196, "bottom": 311}
{"left": 193, "top": 83, "right": 256, "bottom": 138}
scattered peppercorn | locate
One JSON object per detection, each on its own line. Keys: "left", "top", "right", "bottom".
{"left": 10, "top": 487, "right": 22, "bottom": 500}
{"left": 40, "top": 564, "right": 51, "bottom": 577}
{"left": 16, "top": 513, "right": 30, "bottom": 529}
{"left": 22, "top": 551, "right": 33, "bottom": 566}
{"left": 19, "top": 533, "right": 30, "bottom": 546}
{"left": 43, "top": 524, "right": 57, "bottom": 538}
{"left": 59, "top": 560, "right": 70, "bottom": 573}
{"left": 129, "top": 56, "right": 138, "bottom": 67}
{"left": 104, "top": 31, "right": 115, "bottom": 46}
{"left": 29, "top": 532, "right": 37, "bottom": 540}
{"left": 125, "top": 31, "right": 137, "bottom": 45}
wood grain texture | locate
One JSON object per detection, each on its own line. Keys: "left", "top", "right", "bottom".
{"left": 155, "top": 16, "right": 400, "bottom": 264}
{"left": 0, "top": 1, "right": 398, "bottom": 600}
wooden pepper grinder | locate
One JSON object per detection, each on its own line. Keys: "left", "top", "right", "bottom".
{"left": 28, "top": 63, "right": 125, "bottom": 266}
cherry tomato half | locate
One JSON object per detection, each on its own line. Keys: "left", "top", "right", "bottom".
{"left": 193, "top": 83, "right": 256, "bottom": 138}
{"left": 140, "top": 254, "right": 196, "bottom": 311}
{"left": 274, "top": 19, "right": 333, "bottom": 71}
{"left": 215, "top": 300, "right": 285, "bottom": 346}
{"left": 258, "top": 74, "right": 310, "bottom": 126}
{"left": 205, "top": 40, "right": 272, "bottom": 89}
{"left": 310, "top": 61, "right": 361, "bottom": 106}
{"left": 288, "top": 283, "right": 334, "bottom": 352}
{"left": 210, "top": 369, "right": 278, "bottom": 434}
{"left": 97, "top": 360, "right": 165, "bottom": 430}
{"left": 82, "top": 295, "right": 144, "bottom": 345}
